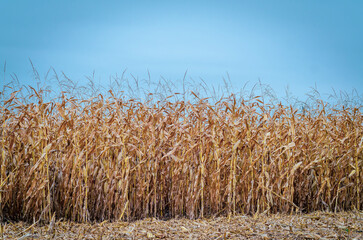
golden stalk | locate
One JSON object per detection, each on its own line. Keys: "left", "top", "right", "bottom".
{"left": 0, "top": 90, "right": 362, "bottom": 222}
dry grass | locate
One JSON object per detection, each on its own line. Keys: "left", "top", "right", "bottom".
{"left": 0, "top": 88, "right": 362, "bottom": 223}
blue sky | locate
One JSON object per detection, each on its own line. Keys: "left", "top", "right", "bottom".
{"left": 1, "top": 0, "right": 362, "bottom": 100}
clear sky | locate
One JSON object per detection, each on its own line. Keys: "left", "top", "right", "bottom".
{"left": 1, "top": 0, "right": 362, "bottom": 100}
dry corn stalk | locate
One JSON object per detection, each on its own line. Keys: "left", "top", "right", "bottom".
{"left": 0, "top": 89, "right": 362, "bottom": 222}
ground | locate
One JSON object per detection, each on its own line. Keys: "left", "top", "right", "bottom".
{"left": 2, "top": 211, "right": 363, "bottom": 239}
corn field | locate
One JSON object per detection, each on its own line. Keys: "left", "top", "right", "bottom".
{"left": 0, "top": 88, "right": 362, "bottom": 223}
